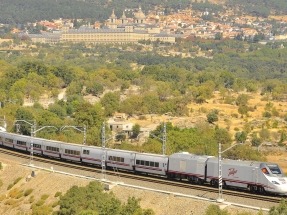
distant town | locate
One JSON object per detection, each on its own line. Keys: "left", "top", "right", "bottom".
{"left": 5, "top": 4, "right": 287, "bottom": 45}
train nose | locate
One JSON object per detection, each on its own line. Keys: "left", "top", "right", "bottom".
{"left": 273, "top": 178, "right": 287, "bottom": 195}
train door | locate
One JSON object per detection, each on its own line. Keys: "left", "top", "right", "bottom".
{"left": 252, "top": 168, "right": 258, "bottom": 184}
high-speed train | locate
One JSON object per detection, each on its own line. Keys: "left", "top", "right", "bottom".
{"left": 1, "top": 130, "right": 287, "bottom": 195}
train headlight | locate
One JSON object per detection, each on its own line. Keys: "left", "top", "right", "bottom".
{"left": 272, "top": 181, "right": 280, "bottom": 185}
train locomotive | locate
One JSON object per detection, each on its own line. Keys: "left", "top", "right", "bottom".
{"left": 1, "top": 130, "right": 287, "bottom": 195}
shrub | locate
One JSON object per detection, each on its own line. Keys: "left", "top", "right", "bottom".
{"left": 41, "top": 194, "right": 49, "bottom": 200}
{"left": 0, "top": 162, "right": 2, "bottom": 170}
{"left": 231, "top": 113, "right": 238, "bottom": 118}
{"left": 29, "top": 195, "right": 35, "bottom": 204}
{"left": 4, "top": 199, "right": 18, "bottom": 206}
{"left": 35, "top": 199, "right": 45, "bottom": 207}
{"left": 204, "top": 204, "right": 229, "bottom": 215}
{"left": 24, "top": 188, "right": 33, "bottom": 196}
{"left": 7, "top": 184, "right": 14, "bottom": 190}
{"left": 207, "top": 111, "right": 219, "bottom": 124}
{"left": 7, "top": 177, "right": 22, "bottom": 190}
{"left": 54, "top": 192, "right": 62, "bottom": 198}
{"left": 32, "top": 205, "right": 53, "bottom": 215}
{"left": 51, "top": 201, "right": 59, "bottom": 208}
{"left": 9, "top": 188, "right": 24, "bottom": 199}
{"left": 251, "top": 136, "right": 262, "bottom": 147}
{"left": 263, "top": 111, "right": 272, "bottom": 118}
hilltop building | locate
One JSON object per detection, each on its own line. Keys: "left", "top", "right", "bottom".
{"left": 28, "top": 7, "right": 179, "bottom": 44}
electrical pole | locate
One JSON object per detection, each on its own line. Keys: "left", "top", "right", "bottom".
{"left": 101, "top": 122, "right": 106, "bottom": 181}
{"left": 162, "top": 122, "right": 166, "bottom": 155}
{"left": 150, "top": 122, "right": 167, "bottom": 155}
{"left": 217, "top": 142, "right": 223, "bottom": 202}
{"left": 217, "top": 142, "right": 242, "bottom": 202}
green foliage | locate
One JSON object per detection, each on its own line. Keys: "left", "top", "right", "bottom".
{"left": 262, "top": 111, "right": 272, "bottom": 118}
{"left": 207, "top": 110, "right": 219, "bottom": 124}
{"left": 55, "top": 191, "right": 62, "bottom": 198}
{"left": 86, "top": 82, "right": 104, "bottom": 97}
{"left": 14, "top": 108, "right": 34, "bottom": 135}
{"left": 41, "top": 194, "right": 49, "bottom": 200}
{"left": 7, "top": 184, "right": 14, "bottom": 190}
{"left": 24, "top": 188, "right": 33, "bottom": 196}
{"left": 100, "top": 92, "right": 120, "bottom": 117}
{"left": 251, "top": 136, "right": 262, "bottom": 147}
{"left": 204, "top": 204, "right": 229, "bottom": 215}
{"left": 235, "top": 131, "right": 247, "bottom": 143}
{"left": 224, "top": 145, "right": 266, "bottom": 161}
{"left": 57, "top": 181, "right": 154, "bottom": 215}
{"left": 259, "top": 128, "right": 270, "bottom": 141}
{"left": 35, "top": 199, "right": 45, "bottom": 207}
{"left": 214, "top": 127, "right": 232, "bottom": 145}
{"left": 120, "top": 196, "right": 155, "bottom": 215}
{"left": 7, "top": 177, "right": 22, "bottom": 190}
{"left": 29, "top": 195, "right": 35, "bottom": 203}
{"left": 269, "top": 199, "right": 287, "bottom": 215}
{"left": 32, "top": 204, "right": 53, "bottom": 215}
{"left": 132, "top": 124, "right": 141, "bottom": 138}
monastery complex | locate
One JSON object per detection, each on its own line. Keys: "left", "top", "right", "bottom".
{"left": 29, "top": 7, "right": 179, "bottom": 44}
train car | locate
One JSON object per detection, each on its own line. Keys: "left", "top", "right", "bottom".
{"left": 206, "top": 158, "right": 287, "bottom": 195}
{"left": 27, "top": 137, "right": 44, "bottom": 155}
{"left": 167, "top": 152, "right": 213, "bottom": 184}
{"left": 0, "top": 131, "right": 3, "bottom": 146}
{"left": 0, "top": 131, "right": 15, "bottom": 148}
{"left": 13, "top": 133, "right": 30, "bottom": 152}
{"left": 106, "top": 148, "right": 136, "bottom": 171}
{"left": 81, "top": 146, "right": 104, "bottom": 166}
{"left": 134, "top": 152, "right": 168, "bottom": 176}
{"left": 61, "top": 142, "right": 82, "bottom": 162}
{"left": 42, "top": 139, "right": 62, "bottom": 158}
{"left": 0, "top": 130, "right": 7, "bottom": 146}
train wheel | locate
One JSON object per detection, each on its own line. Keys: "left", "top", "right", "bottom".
{"left": 257, "top": 186, "right": 265, "bottom": 194}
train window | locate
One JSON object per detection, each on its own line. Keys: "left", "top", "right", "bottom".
{"left": 121, "top": 158, "right": 124, "bottom": 162}
{"left": 5, "top": 138, "right": 13, "bottom": 143}
{"left": 267, "top": 165, "right": 282, "bottom": 175}
{"left": 140, "top": 160, "right": 144, "bottom": 165}
{"left": 150, "top": 162, "right": 154, "bottom": 167}
{"left": 136, "top": 160, "right": 140, "bottom": 165}
{"left": 17, "top": 140, "right": 26, "bottom": 146}
{"left": 65, "top": 149, "right": 80, "bottom": 155}
{"left": 83, "top": 150, "right": 90, "bottom": 155}
{"left": 47, "top": 146, "right": 59, "bottom": 152}
{"left": 33, "top": 144, "right": 41, "bottom": 149}
{"left": 155, "top": 162, "right": 159, "bottom": 168}
{"left": 145, "top": 161, "right": 149, "bottom": 166}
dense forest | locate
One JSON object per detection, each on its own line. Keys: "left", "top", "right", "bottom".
{"left": 0, "top": 0, "right": 189, "bottom": 24}
{"left": 0, "top": 0, "right": 286, "bottom": 24}
{"left": 227, "top": 0, "right": 287, "bottom": 17}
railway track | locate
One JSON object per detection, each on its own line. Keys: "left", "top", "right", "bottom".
{"left": 0, "top": 147, "right": 283, "bottom": 204}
